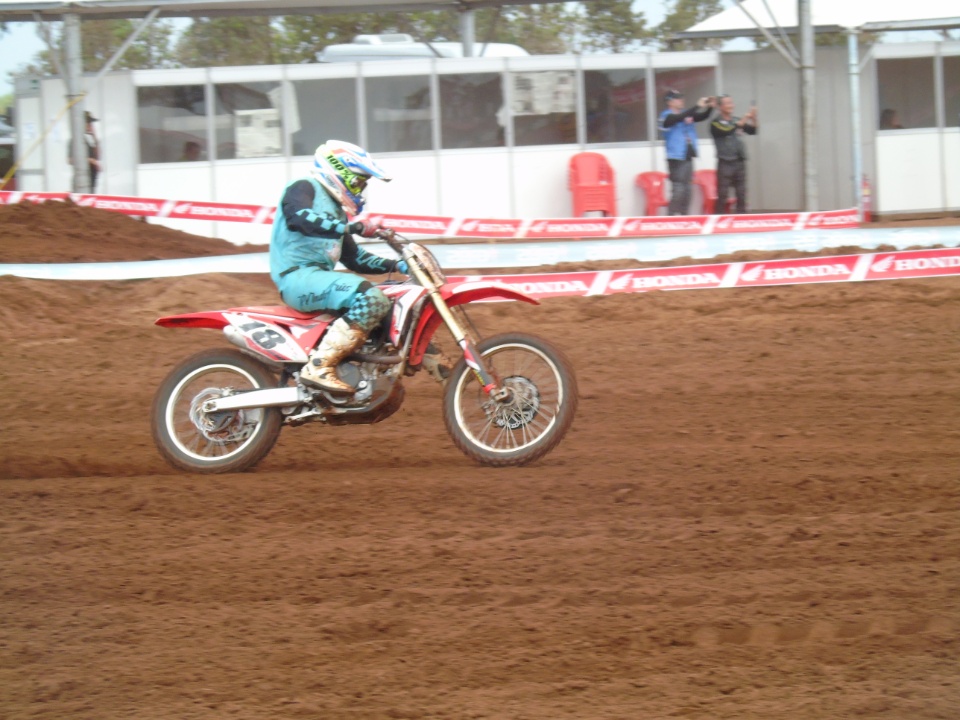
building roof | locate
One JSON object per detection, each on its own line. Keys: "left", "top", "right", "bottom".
{"left": 0, "top": 0, "right": 563, "bottom": 22}
{"left": 678, "top": 0, "right": 960, "bottom": 38}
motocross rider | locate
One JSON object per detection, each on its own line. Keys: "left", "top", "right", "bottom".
{"left": 269, "top": 140, "right": 411, "bottom": 395}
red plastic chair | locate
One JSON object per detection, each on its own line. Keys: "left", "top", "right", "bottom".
{"left": 694, "top": 169, "right": 736, "bottom": 214}
{"left": 635, "top": 171, "right": 669, "bottom": 217}
{"left": 568, "top": 152, "right": 617, "bottom": 217}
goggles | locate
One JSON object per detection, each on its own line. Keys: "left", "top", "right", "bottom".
{"left": 345, "top": 173, "right": 367, "bottom": 192}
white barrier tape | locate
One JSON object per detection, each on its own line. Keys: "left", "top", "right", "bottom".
{"left": 0, "top": 190, "right": 861, "bottom": 238}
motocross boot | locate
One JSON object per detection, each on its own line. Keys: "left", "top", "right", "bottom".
{"left": 300, "top": 317, "right": 367, "bottom": 394}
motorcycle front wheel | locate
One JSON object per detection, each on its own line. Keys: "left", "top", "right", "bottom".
{"left": 443, "top": 332, "right": 578, "bottom": 467}
{"left": 151, "top": 348, "right": 283, "bottom": 474}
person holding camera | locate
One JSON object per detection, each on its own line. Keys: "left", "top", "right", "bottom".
{"left": 710, "top": 95, "right": 758, "bottom": 214}
{"left": 658, "top": 90, "right": 714, "bottom": 216}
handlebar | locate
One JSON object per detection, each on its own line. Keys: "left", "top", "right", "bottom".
{"left": 375, "top": 227, "right": 404, "bottom": 254}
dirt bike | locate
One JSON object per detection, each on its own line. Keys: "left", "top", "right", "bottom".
{"left": 151, "top": 229, "right": 578, "bottom": 473}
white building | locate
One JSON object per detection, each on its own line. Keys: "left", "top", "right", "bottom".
{"left": 11, "top": 39, "right": 960, "bottom": 244}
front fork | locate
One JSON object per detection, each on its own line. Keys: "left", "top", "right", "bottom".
{"left": 405, "top": 253, "right": 508, "bottom": 401}
{"left": 429, "top": 289, "right": 508, "bottom": 400}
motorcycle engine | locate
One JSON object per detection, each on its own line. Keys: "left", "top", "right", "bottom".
{"left": 331, "top": 361, "right": 376, "bottom": 404}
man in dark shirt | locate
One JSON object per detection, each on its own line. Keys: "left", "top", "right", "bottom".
{"left": 68, "top": 111, "right": 101, "bottom": 191}
{"left": 710, "top": 95, "right": 757, "bottom": 214}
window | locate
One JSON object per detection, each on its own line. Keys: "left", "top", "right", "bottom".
{"left": 137, "top": 85, "right": 207, "bottom": 164}
{"left": 585, "top": 69, "right": 648, "bottom": 144}
{"left": 877, "top": 58, "right": 936, "bottom": 130}
{"left": 213, "top": 81, "right": 283, "bottom": 159}
{"left": 440, "top": 73, "right": 505, "bottom": 149}
{"left": 944, "top": 55, "right": 960, "bottom": 129}
{"left": 365, "top": 75, "right": 432, "bottom": 153}
{"left": 653, "top": 67, "right": 717, "bottom": 140}
{"left": 289, "top": 78, "right": 359, "bottom": 157}
{"left": 511, "top": 70, "right": 577, "bottom": 146}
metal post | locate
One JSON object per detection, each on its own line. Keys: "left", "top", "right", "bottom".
{"left": 799, "top": 0, "right": 817, "bottom": 210}
{"left": 64, "top": 13, "right": 88, "bottom": 193}
{"left": 459, "top": 9, "right": 476, "bottom": 58}
{"left": 847, "top": 29, "right": 863, "bottom": 222}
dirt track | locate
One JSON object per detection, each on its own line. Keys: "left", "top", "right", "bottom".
{"left": 2, "top": 203, "right": 959, "bottom": 719}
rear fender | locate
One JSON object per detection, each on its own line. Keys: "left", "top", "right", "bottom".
{"left": 409, "top": 281, "right": 538, "bottom": 365}
{"left": 156, "top": 308, "right": 336, "bottom": 364}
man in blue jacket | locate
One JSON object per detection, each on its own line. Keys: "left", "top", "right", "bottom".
{"left": 658, "top": 90, "right": 714, "bottom": 215}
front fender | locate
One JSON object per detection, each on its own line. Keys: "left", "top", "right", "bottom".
{"left": 440, "top": 280, "right": 540, "bottom": 308}
{"left": 409, "top": 281, "right": 539, "bottom": 365}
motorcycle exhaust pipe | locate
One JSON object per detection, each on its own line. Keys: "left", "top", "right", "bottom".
{"left": 204, "top": 386, "right": 305, "bottom": 412}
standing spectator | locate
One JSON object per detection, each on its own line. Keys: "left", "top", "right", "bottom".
{"left": 68, "top": 111, "right": 101, "bottom": 191}
{"left": 710, "top": 95, "right": 757, "bottom": 215}
{"left": 658, "top": 89, "right": 713, "bottom": 215}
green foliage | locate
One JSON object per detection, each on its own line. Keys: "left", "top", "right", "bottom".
{"left": 175, "top": 17, "right": 278, "bottom": 67}
{"left": 29, "top": 19, "right": 176, "bottom": 74}
{"left": 276, "top": 11, "right": 461, "bottom": 64}
{"left": 6, "top": 2, "right": 737, "bottom": 76}
{"left": 85, "top": 19, "right": 176, "bottom": 70}
{"left": 657, "top": 0, "right": 725, "bottom": 50}
{"left": 577, "top": 0, "right": 652, "bottom": 53}
{"left": 277, "top": 6, "right": 581, "bottom": 61}
{"left": 494, "top": 5, "right": 577, "bottom": 54}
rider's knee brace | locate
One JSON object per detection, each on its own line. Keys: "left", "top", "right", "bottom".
{"left": 343, "top": 282, "right": 390, "bottom": 333}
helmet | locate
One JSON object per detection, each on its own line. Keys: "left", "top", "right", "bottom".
{"left": 311, "top": 140, "right": 391, "bottom": 216}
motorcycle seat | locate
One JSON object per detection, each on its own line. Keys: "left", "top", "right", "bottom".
{"left": 240, "top": 305, "right": 323, "bottom": 320}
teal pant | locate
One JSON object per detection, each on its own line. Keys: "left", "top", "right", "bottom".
{"left": 278, "top": 267, "right": 389, "bottom": 333}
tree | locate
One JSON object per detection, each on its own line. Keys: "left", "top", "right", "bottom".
{"left": 276, "top": 6, "right": 578, "bottom": 62}
{"left": 490, "top": 5, "right": 577, "bottom": 55}
{"left": 175, "top": 17, "right": 279, "bottom": 67}
{"left": 656, "top": 0, "right": 724, "bottom": 50}
{"left": 26, "top": 19, "right": 176, "bottom": 74}
{"left": 81, "top": 19, "right": 176, "bottom": 70}
{"left": 276, "top": 12, "right": 459, "bottom": 64}
{"left": 577, "top": 0, "right": 652, "bottom": 53}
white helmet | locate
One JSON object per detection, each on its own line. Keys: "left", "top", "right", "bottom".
{"left": 311, "top": 140, "right": 391, "bottom": 216}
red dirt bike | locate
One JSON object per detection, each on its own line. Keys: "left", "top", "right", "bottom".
{"left": 151, "top": 230, "right": 578, "bottom": 473}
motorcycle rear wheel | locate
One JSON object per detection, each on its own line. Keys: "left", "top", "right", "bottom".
{"left": 151, "top": 348, "right": 283, "bottom": 474}
{"left": 443, "top": 332, "right": 578, "bottom": 467}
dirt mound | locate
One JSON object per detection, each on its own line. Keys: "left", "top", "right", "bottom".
{"left": 0, "top": 200, "right": 253, "bottom": 263}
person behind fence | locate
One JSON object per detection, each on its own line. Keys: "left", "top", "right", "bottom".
{"left": 658, "top": 89, "right": 714, "bottom": 216}
{"left": 710, "top": 95, "right": 758, "bottom": 214}
{"left": 68, "top": 111, "right": 101, "bottom": 191}
{"left": 269, "top": 139, "right": 412, "bottom": 394}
